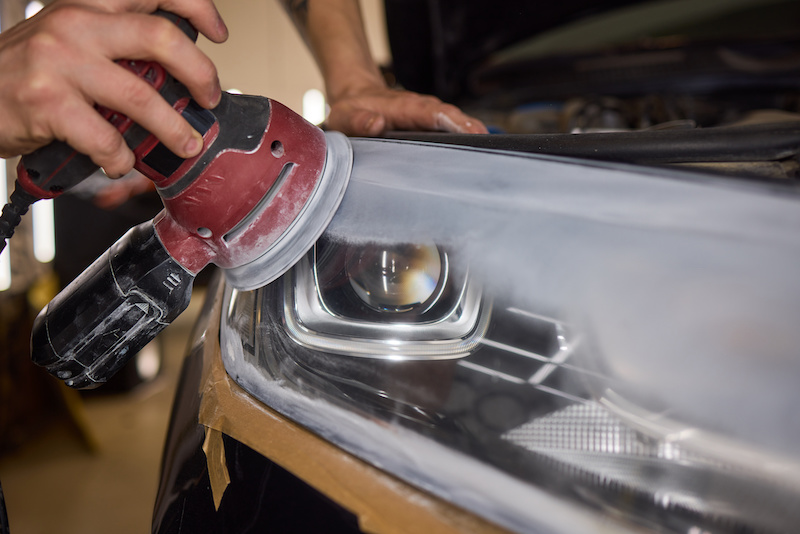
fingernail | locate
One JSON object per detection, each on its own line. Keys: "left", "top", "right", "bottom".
{"left": 184, "top": 131, "right": 203, "bottom": 157}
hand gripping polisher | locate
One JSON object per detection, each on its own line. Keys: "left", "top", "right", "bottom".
{"left": 0, "top": 13, "right": 351, "bottom": 388}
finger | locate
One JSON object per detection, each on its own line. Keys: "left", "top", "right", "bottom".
{"left": 434, "top": 109, "right": 489, "bottom": 134}
{"left": 456, "top": 112, "right": 490, "bottom": 134}
{"left": 59, "top": 0, "right": 228, "bottom": 43}
{"left": 51, "top": 97, "right": 135, "bottom": 177}
{"left": 28, "top": 7, "right": 221, "bottom": 108}
{"left": 81, "top": 62, "right": 203, "bottom": 160}
{"left": 156, "top": 0, "right": 228, "bottom": 43}
{"left": 390, "top": 98, "right": 488, "bottom": 134}
{"left": 327, "top": 106, "right": 385, "bottom": 136}
{"left": 89, "top": 13, "right": 221, "bottom": 108}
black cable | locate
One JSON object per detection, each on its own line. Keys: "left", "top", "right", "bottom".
{"left": 0, "top": 479, "right": 10, "bottom": 534}
{"left": 0, "top": 183, "right": 38, "bottom": 254}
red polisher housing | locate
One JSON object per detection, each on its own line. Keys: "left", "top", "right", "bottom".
{"left": 149, "top": 99, "right": 327, "bottom": 274}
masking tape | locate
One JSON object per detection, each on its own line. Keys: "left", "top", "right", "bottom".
{"left": 201, "top": 426, "right": 230, "bottom": 511}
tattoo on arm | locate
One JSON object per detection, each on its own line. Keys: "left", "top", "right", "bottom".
{"left": 280, "top": 0, "right": 309, "bottom": 28}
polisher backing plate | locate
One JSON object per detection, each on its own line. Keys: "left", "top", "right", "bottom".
{"left": 224, "top": 131, "right": 352, "bottom": 290}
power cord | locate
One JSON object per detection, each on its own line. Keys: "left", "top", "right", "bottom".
{"left": 0, "top": 183, "right": 38, "bottom": 254}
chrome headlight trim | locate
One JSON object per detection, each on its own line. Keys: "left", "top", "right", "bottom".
{"left": 281, "top": 253, "right": 491, "bottom": 359}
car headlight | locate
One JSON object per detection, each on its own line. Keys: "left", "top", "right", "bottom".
{"left": 220, "top": 137, "right": 800, "bottom": 534}
{"left": 223, "top": 236, "right": 800, "bottom": 534}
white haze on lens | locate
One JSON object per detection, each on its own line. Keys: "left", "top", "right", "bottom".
{"left": 324, "top": 138, "right": 800, "bottom": 459}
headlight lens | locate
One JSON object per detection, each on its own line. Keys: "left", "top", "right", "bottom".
{"left": 222, "top": 236, "right": 800, "bottom": 534}
{"left": 345, "top": 243, "right": 444, "bottom": 313}
{"left": 220, "top": 137, "right": 800, "bottom": 534}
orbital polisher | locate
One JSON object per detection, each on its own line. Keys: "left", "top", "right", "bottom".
{"left": 0, "top": 13, "right": 351, "bottom": 388}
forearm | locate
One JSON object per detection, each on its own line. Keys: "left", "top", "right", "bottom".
{"left": 279, "top": 0, "right": 488, "bottom": 136}
{"left": 278, "top": 0, "right": 384, "bottom": 103}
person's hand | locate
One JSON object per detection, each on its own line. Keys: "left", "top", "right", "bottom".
{"left": 325, "top": 86, "right": 488, "bottom": 137}
{"left": 279, "top": 0, "right": 484, "bottom": 137}
{"left": 0, "top": 0, "right": 228, "bottom": 177}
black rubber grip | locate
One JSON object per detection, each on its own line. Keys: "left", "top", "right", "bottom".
{"left": 30, "top": 221, "right": 195, "bottom": 389}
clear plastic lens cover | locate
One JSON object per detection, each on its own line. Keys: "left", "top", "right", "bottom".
{"left": 221, "top": 138, "right": 800, "bottom": 534}
{"left": 278, "top": 239, "right": 490, "bottom": 359}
